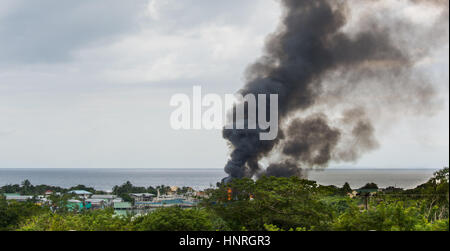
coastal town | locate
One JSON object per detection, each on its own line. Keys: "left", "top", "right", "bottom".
{"left": 0, "top": 168, "right": 448, "bottom": 232}
{"left": 1, "top": 179, "right": 391, "bottom": 216}
{"left": 2, "top": 184, "right": 202, "bottom": 217}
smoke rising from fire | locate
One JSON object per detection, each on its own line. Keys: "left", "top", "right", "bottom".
{"left": 223, "top": 0, "right": 449, "bottom": 182}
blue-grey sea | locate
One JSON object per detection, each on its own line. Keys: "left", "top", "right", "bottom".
{"left": 0, "top": 168, "right": 438, "bottom": 192}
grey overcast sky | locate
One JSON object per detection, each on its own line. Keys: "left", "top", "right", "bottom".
{"left": 0, "top": 0, "right": 448, "bottom": 170}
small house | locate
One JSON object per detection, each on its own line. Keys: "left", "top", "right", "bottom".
{"left": 130, "top": 193, "right": 155, "bottom": 202}
{"left": 5, "top": 195, "right": 33, "bottom": 202}
{"left": 68, "top": 190, "right": 92, "bottom": 199}
{"left": 114, "top": 202, "right": 133, "bottom": 216}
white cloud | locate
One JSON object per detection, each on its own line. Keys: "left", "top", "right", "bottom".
{"left": 0, "top": 0, "right": 149, "bottom": 64}
{"left": 0, "top": 0, "right": 280, "bottom": 169}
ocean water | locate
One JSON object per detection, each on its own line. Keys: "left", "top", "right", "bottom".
{"left": 0, "top": 168, "right": 438, "bottom": 191}
{"left": 307, "top": 169, "right": 437, "bottom": 190}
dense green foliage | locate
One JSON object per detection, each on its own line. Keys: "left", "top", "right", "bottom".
{"left": 19, "top": 209, "right": 133, "bottom": 231}
{"left": 0, "top": 180, "right": 101, "bottom": 195}
{"left": 0, "top": 198, "right": 47, "bottom": 230}
{"left": 18, "top": 207, "right": 225, "bottom": 231}
{"left": 112, "top": 181, "right": 177, "bottom": 203}
{"left": 360, "top": 183, "right": 379, "bottom": 190}
{"left": 133, "top": 207, "right": 216, "bottom": 231}
{"left": 1, "top": 168, "right": 448, "bottom": 231}
{"left": 203, "top": 176, "right": 334, "bottom": 231}
{"left": 332, "top": 202, "right": 447, "bottom": 231}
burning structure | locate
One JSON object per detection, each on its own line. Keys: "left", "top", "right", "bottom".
{"left": 223, "top": 0, "right": 449, "bottom": 183}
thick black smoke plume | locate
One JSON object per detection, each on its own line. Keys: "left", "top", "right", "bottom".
{"left": 223, "top": 0, "right": 449, "bottom": 182}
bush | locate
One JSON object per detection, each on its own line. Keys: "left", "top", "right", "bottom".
{"left": 204, "top": 177, "right": 334, "bottom": 231}
{"left": 19, "top": 209, "right": 133, "bottom": 231}
{"left": 133, "top": 207, "right": 215, "bottom": 231}
{"left": 0, "top": 198, "right": 47, "bottom": 231}
{"left": 331, "top": 202, "right": 435, "bottom": 231}
{"left": 414, "top": 219, "right": 449, "bottom": 231}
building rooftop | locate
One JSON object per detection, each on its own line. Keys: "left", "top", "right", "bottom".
{"left": 130, "top": 193, "right": 155, "bottom": 197}
{"left": 91, "top": 194, "right": 116, "bottom": 199}
{"left": 114, "top": 202, "right": 132, "bottom": 209}
{"left": 5, "top": 195, "right": 33, "bottom": 201}
{"left": 3, "top": 193, "right": 21, "bottom": 197}
{"left": 86, "top": 199, "right": 105, "bottom": 203}
{"left": 69, "top": 190, "right": 92, "bottom": 195}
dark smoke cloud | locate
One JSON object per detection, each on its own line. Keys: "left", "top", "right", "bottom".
{"left": 333, "top": 108, "right": 380, "bottom": 162}
{"left": 282, "top": 114, "right": 341, "bottom": 167}
{"left": 261, "top": 160, "right": 306, "bottom": 179}
{"left": 223, "top": 0, "right": 448, "bottom": 182}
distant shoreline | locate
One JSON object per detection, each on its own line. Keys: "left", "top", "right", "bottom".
{"left": 0, "top": 167, "right": 441, "bottom": 170}
{"left": 0, "top": 168, "right": 439, "bottom": 191}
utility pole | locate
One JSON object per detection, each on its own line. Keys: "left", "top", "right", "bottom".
{"left": 364, "top": 193, "right": 370, "bottom": 211}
